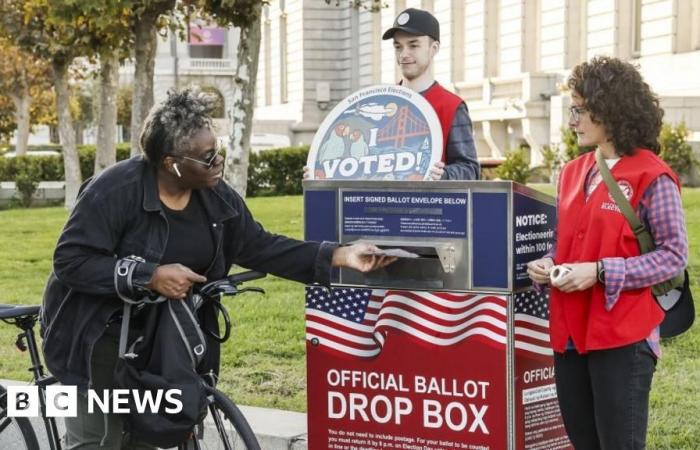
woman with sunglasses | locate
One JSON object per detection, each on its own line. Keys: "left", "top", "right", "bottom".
{"left": 527, "top": 56, "right": 687, "bottom": 449}
{"left": 41, "top": 89, "right": 394, "bottom": 449}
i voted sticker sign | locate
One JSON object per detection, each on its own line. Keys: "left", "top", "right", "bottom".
{"left": 307, "top": 85, "right": 442, "bottom": 181}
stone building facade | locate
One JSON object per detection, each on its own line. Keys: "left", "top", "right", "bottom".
{"left": 254, "top": 0, "right": 700, "bottom": 165}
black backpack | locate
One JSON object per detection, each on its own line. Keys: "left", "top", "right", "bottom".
{"left": 113, "top": 297, "right": 208, "bottom": 448}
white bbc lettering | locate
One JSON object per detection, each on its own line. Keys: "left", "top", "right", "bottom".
{"left": 46, "top": 385, "right": 78, "bottom": 417}
{"left": 7, "top": 386, "right": 39, "bottom": 417}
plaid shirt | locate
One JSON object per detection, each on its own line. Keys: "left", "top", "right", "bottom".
{"left": 544, "top": 165, "right": 688, "bottom": 357}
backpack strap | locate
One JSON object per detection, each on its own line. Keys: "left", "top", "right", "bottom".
{"left": 117, "top": 296, "right": 168, "bottom": 360}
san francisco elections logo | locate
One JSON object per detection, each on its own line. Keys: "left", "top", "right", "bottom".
{"left": 608, "top": 180, "right": 634, "bottom": 202}
{"left": 306, "top": 85, "right": 442, "bottom": 181}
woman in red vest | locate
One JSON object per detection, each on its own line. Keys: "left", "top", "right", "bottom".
{"left": 527, "top": 56, "right": 688, "bottom": 449}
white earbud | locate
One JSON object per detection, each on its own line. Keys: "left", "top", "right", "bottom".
{"left": 173, "top": 163, "right": 182, "bottom": 178}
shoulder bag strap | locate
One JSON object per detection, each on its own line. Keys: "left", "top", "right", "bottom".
{"left": 594, "top": 148, "right": 655, "bottom": 253}
{"left": 594, "top": 148, "right": 684, "bottom": 293}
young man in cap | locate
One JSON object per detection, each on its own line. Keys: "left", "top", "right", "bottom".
{"left": 384, "top": 8, "right": 480, "bottom": 180}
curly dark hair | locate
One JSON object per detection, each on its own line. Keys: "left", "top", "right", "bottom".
{"left": 567, "top": 56, "right": 664, "bottom": 155}
{"left": 139, "top": 88, "right": 216, "bottom": 163}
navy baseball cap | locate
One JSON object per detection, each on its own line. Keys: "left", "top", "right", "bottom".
{"left": 382, "top": 8, "right": 440, "bottom": 42}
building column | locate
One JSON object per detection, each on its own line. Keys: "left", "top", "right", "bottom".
{"left": 521, "top": 117, "right": 550, "bottom": 167}
{"left": 482, "top": 120, "right": 508, "bottom": 157}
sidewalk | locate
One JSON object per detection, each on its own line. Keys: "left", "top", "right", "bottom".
{"left": 2, "top": 379, "right": 309, "bottom": 449}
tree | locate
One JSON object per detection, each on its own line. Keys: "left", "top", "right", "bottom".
{"left": 193, "top": 0, "right": 263, "bottom": 197}
{"left": 323, "top": 0, "right": 386, "bottom": 11}
{"left": 49, "top": 1, "right": 135, "bottom": 174}
{"left": 0, "top": 0, "right": 85, "bottom": 208}
{"left": 205, "top": 0, "right": 384, "bottom": 196}
{"left": 0, "top": 39, "right": 52, "bottom": 155}
{"left": 0, "top": 95, "right": 16, "bottom": 143}
{"left": 117, "top": 85, "right": 133, "bottom": 142}
{"left": 70, "top": 87, "right": 95, "bottom": 146}
{"left": 129, "top": 0, "right": 178, "bottom": 157}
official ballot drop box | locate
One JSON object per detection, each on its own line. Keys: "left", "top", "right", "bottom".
{"left": 303, "top": 180, "right": 572, "bottom": 450}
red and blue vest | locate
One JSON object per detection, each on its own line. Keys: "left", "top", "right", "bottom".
{"left": 550, "top": 149, "right": 679, "bottom": 353}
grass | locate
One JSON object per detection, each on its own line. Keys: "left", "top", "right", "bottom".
{"left": 1, "top": 190, "right": 699, "bottom": 448}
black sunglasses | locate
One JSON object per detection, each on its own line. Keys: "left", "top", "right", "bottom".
{"left": 180, "top": 152, "right": 220, "bottom": 170}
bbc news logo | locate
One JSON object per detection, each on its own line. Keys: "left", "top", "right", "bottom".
{"left": 6, "top": 386, "right": 183, "bottom": 417}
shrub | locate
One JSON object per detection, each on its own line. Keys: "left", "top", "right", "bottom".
{"left": 14, "top": 163, "right": 41, "bottom": 207}
{"left": 247, "top": 146, "right": 309, "bottom": 197}
{"left": 0, "top": 144, "right": 132, "bottom": 182}
{"left": 531, "top": 145, "right": 563, "bottom": 184}
{"left": 1, "top": 143, "right": 63, "bottom": 154}
{"left": 496, "top": 148, "right": 531, "bottom": 184}
{"left": 480, "top": 166, "right": 500, "bottom": 180}
{"left": 78, "top": 144, "right": 131, "bottom": 179}
{"left": 659, "top": 122, "right": 696, "bottom": 179}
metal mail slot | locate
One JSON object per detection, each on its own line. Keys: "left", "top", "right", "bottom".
{"left": 338, "top": 239, "right": 468, "bottom": 291}
{"left": 304, "top": 179, "right": 557, "bottom": 292}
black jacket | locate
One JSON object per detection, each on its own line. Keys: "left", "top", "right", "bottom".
{"left": 41, "top": 156, "right": 335, "bottom": 389}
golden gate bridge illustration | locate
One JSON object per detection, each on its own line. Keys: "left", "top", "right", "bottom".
{"left": 376, "top": 105, "right": 430, "bottom": 149}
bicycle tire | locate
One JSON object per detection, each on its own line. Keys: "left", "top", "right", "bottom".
{"left": 182, "top": 385, "right": 261, "bottom": 450}
{"left": 0, "top": 385, "right": 40, "bottom": 450}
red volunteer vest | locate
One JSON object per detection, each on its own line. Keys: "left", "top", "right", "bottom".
{"left": 550, "top": 149, "right": 680, "bottom": 353}
{"left": 421, "top": 82, "right": 463, "bottom": 162}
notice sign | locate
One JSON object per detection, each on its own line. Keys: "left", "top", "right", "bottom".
{"left": 341, "top": 191, "right": 468, "bottom": 238}
{"left": 512, "top": 193, "right": 557, "bottom": 289}
{"left": 307, "top": 85, "right": 442, "bottom": 181}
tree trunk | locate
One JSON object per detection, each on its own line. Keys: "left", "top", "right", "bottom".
{"left": 10, "top": 90, "right": 31, "bottom": 156}
{"left": 95, "top": 51, "right": 119, "bottom": 175}
{"left": 74, "top": 123, "right": 84, "bottom": 146}
{"left": 53, "top": 60, "right": 81, "bottom": 209}
{"left": 50, "top": 125, "right": 59, "bottom": 144}
{"left": 129, "top": 1, "right": 175, "bottom": 157}
{"left": 224, "top": 3, "right": 263, "bottom": 198}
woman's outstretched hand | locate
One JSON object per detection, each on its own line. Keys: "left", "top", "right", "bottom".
{"left": 332, "top": 243, "right": 397, "bottom": 273}
{"left": 147, "top": 263, "right": 207, "bottom": 299}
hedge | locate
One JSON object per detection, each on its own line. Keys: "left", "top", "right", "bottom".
{"left": 0, "top": 144, "right": 131, "bottom": 182}
{"left": 0, "top": 144, "right": 309, "bottom": 198}
{"left": 247, "top": 146, "right": 309, "bottom": 197}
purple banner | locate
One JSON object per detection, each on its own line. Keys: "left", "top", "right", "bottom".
{"left": 189, "top": 27, "right": 226, "bottom": 46}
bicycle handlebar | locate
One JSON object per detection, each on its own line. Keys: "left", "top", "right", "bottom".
{"left": 194, "top": 271, "right": 267, "bottom": 344}
{"left": 226, "top": 270, "right": 267, "bottom": 285}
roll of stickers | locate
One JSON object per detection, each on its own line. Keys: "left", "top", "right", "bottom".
{"left": 550, "top": 265, "right": 572, "bottom": 284}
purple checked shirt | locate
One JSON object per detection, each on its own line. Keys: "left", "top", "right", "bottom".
{"left": 543, "top": 166, "right": 688, "bottom": 357}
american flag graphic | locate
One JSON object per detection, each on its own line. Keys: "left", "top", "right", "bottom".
{"left": 305, "top": 287, "right": 552, "bottom": 358}
{"left": 513, "top": 290, "right": 553, "bottom": 356}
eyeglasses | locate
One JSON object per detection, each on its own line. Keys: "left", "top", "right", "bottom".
{"left": 569, "top": 105, "right": 588, "bottom": 123}
{"left": 180, "top": 150, "right": 221, "bottom": 170}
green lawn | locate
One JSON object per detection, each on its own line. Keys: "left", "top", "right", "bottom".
{"left": 1, "top": 190, "right": 699, "bottom": 448}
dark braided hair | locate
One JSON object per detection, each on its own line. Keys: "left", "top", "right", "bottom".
{"left": 140, "top": 88, "right": 216, "bottom": 164}
{"left": 567, "top": 56, "right": 664, "bottom": 155}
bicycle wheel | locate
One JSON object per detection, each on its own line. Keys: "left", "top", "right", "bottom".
{"left": 0, "top": 385, "right": 40, "bottom": 450}
{"left": 182, "top": 385, "right": 260, "bottom": 450}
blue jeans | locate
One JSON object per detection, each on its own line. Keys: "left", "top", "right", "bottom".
{"left": 554, "top": 341, "right": 657, "bottom": 450}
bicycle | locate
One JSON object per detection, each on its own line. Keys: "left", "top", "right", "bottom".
{"left": 0, "top": 270, "right": 268, "bottom": 450}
